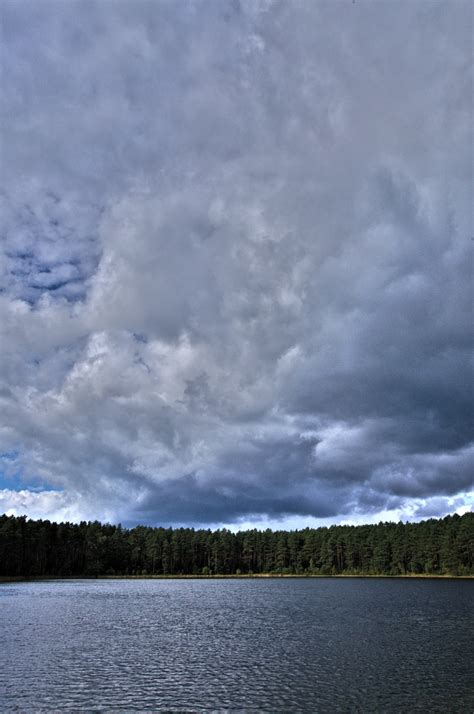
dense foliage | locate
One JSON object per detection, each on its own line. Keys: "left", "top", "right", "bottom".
{"left": 1, "top": 512, "right": 472, "bottom": 577}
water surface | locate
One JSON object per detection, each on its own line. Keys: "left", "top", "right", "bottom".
{"left": 1, "top": 578, "right": 473, "bottom": 712}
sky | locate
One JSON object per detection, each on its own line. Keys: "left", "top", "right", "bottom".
{"left": 0, "top": 0, "right": 472, "bottom": 530}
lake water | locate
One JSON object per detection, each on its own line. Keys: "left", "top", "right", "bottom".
{"left": 1, "top": 578, "right": 473, "bottom": 712}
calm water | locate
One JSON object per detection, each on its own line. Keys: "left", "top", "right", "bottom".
{"left": 1, "top": 578, "right": 473, "bottom": 712}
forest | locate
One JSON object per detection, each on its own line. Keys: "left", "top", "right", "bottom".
{"left": 0, "top": 512, "right": 472, "bottom": 578}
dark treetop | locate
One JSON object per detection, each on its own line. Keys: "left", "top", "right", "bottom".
{"left": 1, "top": 512, "right": 473, "bottom": 578}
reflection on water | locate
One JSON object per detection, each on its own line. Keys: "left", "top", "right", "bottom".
{"left": 1, "top": 578, "right": 473, "bottom": 712}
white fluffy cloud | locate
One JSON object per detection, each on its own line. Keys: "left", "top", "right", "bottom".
{"left": 0, "top": 0, "right": 472, "bottom": 526}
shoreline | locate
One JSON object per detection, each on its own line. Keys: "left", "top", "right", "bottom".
{"left": 1, "top": 573, "right": 473, "bottom": 583}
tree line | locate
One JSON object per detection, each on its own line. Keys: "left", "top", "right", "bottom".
{"left": 0, "top": 512, "right": 472, "bottom": 577}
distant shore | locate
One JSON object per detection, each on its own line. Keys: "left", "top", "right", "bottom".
{"left": 1, "top": 573, "right": 473, "bottom": 583}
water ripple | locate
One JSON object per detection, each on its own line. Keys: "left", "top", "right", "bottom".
{"left": 1, "top": 579, "right": 473, "bottom": 712}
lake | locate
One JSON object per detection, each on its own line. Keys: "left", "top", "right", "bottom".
{"left": 1, "top": 578, "right": 473, "bottom": 712}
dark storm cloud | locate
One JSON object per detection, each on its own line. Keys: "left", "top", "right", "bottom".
{"left": 0, "top": 0, "right": 472, "bottom": 526}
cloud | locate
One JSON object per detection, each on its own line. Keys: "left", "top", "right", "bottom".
{"left": 0, "top": 488, "right": 113, "bottom": 524}
{"left": 0, "top": 0, "right": 472, "bottom": 527}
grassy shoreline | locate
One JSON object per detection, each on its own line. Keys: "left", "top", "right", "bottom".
{"left": 1, "top": 573, "right": 473, "bottom": 583}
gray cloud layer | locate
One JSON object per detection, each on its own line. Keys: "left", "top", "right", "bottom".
{"left": 0, "top": 0, "right": 472, "bottom": 526}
